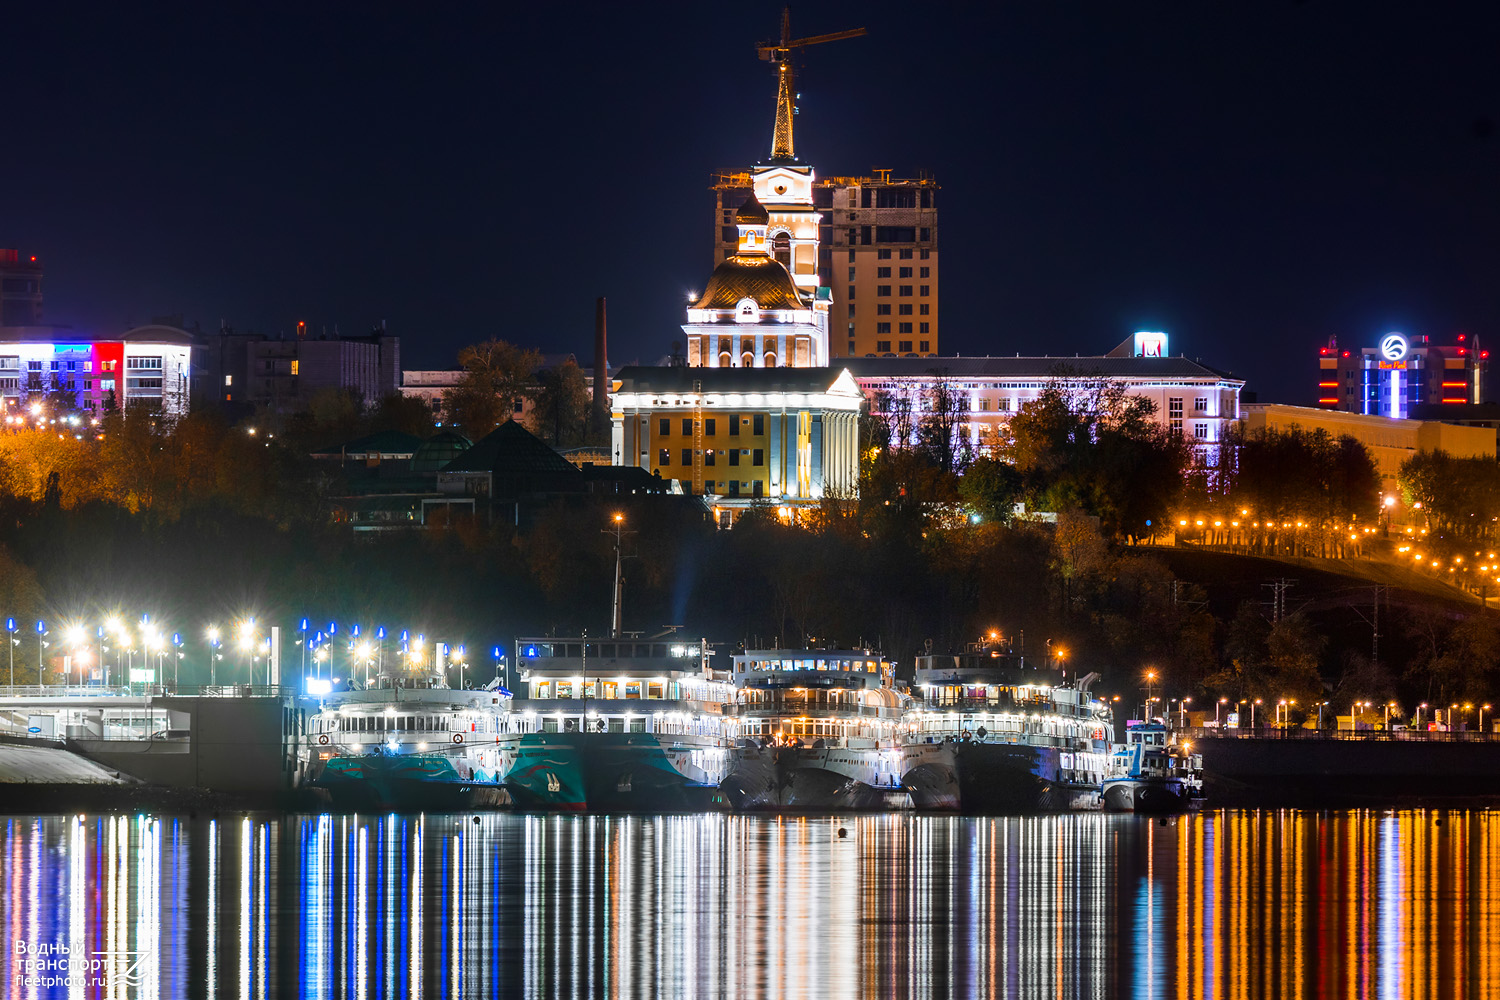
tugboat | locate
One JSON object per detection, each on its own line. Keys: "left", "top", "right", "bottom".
{"left": 899, "top": 638, "right": 1114, "bottom": 813}
{"left": 719, "top": 648, "right": 908, "bottom": 811}
{"left": 303, "top": 659, "right": 513, "bottom": 811}
{"left": 502, "top": 631, "right": 736, "bottom": 810}
{"left": 1101, "top": 721, "right": 1204, "bottom": 813}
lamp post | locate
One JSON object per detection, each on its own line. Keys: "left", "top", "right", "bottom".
{"left": 1180, "top": 696, "right": 1192, "bottom": 728}
{"left": 36, "top": 620, "right": 46, "bottom": 689}
{"left": 206, "top": 627, "right": 221, "bottom": 686}
{"left": 1252, "top": 698, "right": 1262, "bottom": 729}
{"left": 1482, "top": 704, "right": 1492, "bottom": 733}
{"left": 298, "top": 618, "right": 309, "bottom": 687}
{"left": 1418, "top": 702, "right": 1428, "bottom": 729}
{"left": 1317, "top": 701, "right": 1328, "bottom": 729}
{"left": 172, "top": 633, "right": 182, "bottom": 689}
{"left": 6, "top": 617, "right": 15, "bottom": 687}
{"left": 1216, "top": 697, "right": 1227, "bottom": 726}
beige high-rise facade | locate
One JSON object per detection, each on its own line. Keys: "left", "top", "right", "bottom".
{"left": 712, "top": 170, "right": 939, "bottom": 359}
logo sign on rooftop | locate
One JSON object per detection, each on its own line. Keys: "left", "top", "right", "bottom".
{"left": 1380, "top": 333, "right": 1408, "bottom": 361}
{"left": 1133, "top": 331, "right": 1168, "bottom": 358}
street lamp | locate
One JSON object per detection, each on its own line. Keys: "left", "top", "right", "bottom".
{"left": 1418, "top": 702, "right": 1428, "bottom": 729}
{"left": 237, "top": 618, "right": 257, "bottom": 685}
{"left": 35, "top": 620, "right": 46, "bottom": 688}
{"left": 1482, "top": 704, "right": 1492, "bottom": 733}
{"left": 206, "top": 627, "right": 221, "bottom": 686}
{"left": 1216, "top": 696, "right": 1227, "bottom": 726}
{"left": 1252, "top": 698, "right": 1262, "bottom": 729}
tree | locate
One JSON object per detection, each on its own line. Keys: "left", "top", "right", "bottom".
{"left": 531, "top": 360, "right": 591, "bottom": 446}
{"left": 957, "top": 456, "right": 1023, "bottom": 525}
{"left": 368, "top": 392, "right": 436, "bottom": 437}
{"left": 442, "top": 339, "right": 541, "bottom": 437}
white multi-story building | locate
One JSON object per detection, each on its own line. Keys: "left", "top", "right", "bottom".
{"left": 842, "top": 333, "right": 1245, "bottom": 454}
{"left": 0, "top": 324, "right": 197, "bottom": 418}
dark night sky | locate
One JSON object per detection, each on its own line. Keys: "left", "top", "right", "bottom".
{"left": 5, "top": 2, "right": 1500, "bottom": 404}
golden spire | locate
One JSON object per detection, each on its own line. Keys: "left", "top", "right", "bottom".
{"left": 772, "top": 60, "right": 795, "bottom": 160}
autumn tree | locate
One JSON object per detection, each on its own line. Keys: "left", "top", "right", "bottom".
{"left": 531, "top": 359, "right": 591, "bottom": 447}
{"left": 442, "top": 339, "right": 541, "bottom": 437}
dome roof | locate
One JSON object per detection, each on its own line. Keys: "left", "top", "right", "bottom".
{"left": 692, "top": 255, "right": 807, "bottom": 311}
{"left": 735, "top": 192, "right": 770, "bottom": 225}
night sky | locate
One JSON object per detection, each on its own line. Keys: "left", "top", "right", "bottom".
{"left": 6, "top": 2, "right": 1500, "bottom": 405}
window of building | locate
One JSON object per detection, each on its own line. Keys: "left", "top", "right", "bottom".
{"left": 877, "top": 266, "right": 891, "bottom": 278}
{"left": 705, "top": 418, "right": 716, "bottom": 435}
{"left": 50, "top": 361, "right": 58, "bottom": 371}
{"left": 752, "top": 449, "right": 764, "bottom": 466}
{"left": 28, "top": 361, "right": 40, "bottom": 371}
{"left": 1169, "top": 398, "right": 1183, "bottom": 417}
{"left": 729, "top": 415, "right": 739, "bottom": 436}
{"left": 848, "top": 285, "right": 855, "bottom": 299}
{"left": 919, "top": 323, "right": 930, "bottom": 334}
{"left": 920, "top": 304, "right": 930, "bottom": 316}
{"left": 899, "top": 267, "right": 913, "bottom": 278}
{"left": 705, "top": 450, "right": 716, "bottom": 466}
{"left": 899, "top": 248, "right": 914, "bottom": 260}
{"left": 513, "top": 399, "right": 524, "bottom": 413}
{"left": 919, "top": 228, "right": 931, "bottom": 241}
{"left": 919, "top": 267, "right": 930, "bottom": 278}
{"left": 918, "top": 285, "right": 930, "bottom": 296}
{"left": 847, "top": 266, "right": 855, "bottom": 281}
{"left": 861, "top": 227, "right": 871, "bottom": 245}
{"left": 877, "top": 340, "right": 891, "bottom": 352}
{"left": 877, "top": 285, "right": 891, "bottom": 297}
{"left": 846, "top": 248, "right": 855, "bottom": 262}
{"left": 224, "top": 375, "right": 233, "bottom": 386}
{"left": 847, "top": 229, "right": 857, "bottom": 247}
{"left": 659, "top": 418, "right": 670, "bottom": 436}
{"left": 681, "top": 448, "right": 692, "bottom": 466}
{"left": 898, "top": 304, "right": 913, "bottom": 315}
{"left": 752, "top": 414, "right": 764, "bottom": 435}
{"left": 919, "top": 341, "right": 929, "bottom": 352}
{"left": 877, "top": 322, "right": 891, "bottom": 334}
{"left": 898, "top": 340, "right": 913, "bottom": 353}
{"left": 1194, "top": 423, "right": 1209, "bottom": 439}
{"left": 877, "top": 304, "right": 891, "bottom": 316}
{"left": 920, "top": 249, "right": 931, "bottom": 260}
{"left": 877, "top": 249, "right": 892, "bottom": 260}
{"left": 847, "top": 304, "right": 855, "bottom": 317}
{"left": 658, "top": 449, "right": 670, "bottom": 466}
{"left": 999, "top": 398, "right": 1012, "bottom": 412}
{"left": 898, "top": 285, "right": 912, "bottom": 297}
{"left": 84, "top": 380, "right": 93, "bottom": 390}
{"left": 899, "top": 323, "right": 913, "bottom": 334}
{"left": 682, "top": 418, "right": 692, "bottom": 435}
{"left": 1193, "top": 397, "right": 1208, "bottom": 412}
{"left": 729, "top": 450, "right": 740, "bottom": 466}
{"left": 978, "top": 398, "right": 990, "bottom": 411}
{"left": 127, "top": 357, "right": 163, "bottom": 370}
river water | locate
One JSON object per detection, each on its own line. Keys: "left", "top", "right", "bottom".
{"left": 1, "top": 809, "right": 1496, "bottom": 999}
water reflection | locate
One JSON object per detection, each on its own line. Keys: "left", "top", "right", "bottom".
{"left": 0, "top": 810, "right": 1496, "bottom": 998}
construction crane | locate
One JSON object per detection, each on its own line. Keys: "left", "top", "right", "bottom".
{"left": 757, "top": 8, "right": 866, "bottom": 160}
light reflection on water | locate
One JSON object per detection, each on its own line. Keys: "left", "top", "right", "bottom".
{"left": 1, "top": 810, "right": 1497, "bottom": 998}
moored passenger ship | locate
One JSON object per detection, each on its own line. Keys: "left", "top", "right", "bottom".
{"left": 719, "top": 648, "right": 908, "bottom": 811}
{"left": 303, "top": 667, "right": 513, "bottom": 811}
{"left": 900, "top": 641, "right": 1114, "bottom": 813}
{"left": 500, "top": 633, "right": 737, "bottom": 811}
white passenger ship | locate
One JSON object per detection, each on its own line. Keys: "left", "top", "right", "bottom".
{"left": 719, "top": 648, "right": 908, "bottom": 811}
{"left": 900, "top": 640, "right": 1113, "bottom": 812}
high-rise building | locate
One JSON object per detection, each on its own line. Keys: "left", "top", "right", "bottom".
{"left": 1316, "top": 333, "right": 1486, "bottom": 417}
{"left": 711, "top": 169, "right": 940, "bottom": 359}
{"left": 207, "top": 324, "right": 400, "bottom": 412}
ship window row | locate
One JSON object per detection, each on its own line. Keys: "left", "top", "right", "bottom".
{"left": 740, "top": 718, "right": 897, "bottom": 740}
{"left": 316, "top": 714, "right": 492, "bottom": 733}
{"left": 740, "top": 658, "right": 879, "bottom": 672}
{"left": 533, "top": 680, "right": 675, "bottom": 700}
{"left": 524, "top": 642, "right": 699, "bottom": 660}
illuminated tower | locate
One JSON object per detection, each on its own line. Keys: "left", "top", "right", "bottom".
{"left": 683, "top": 191, "right": 829, "bottom": 368}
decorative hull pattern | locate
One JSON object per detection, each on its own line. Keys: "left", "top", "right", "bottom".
{"left": 502, "top": 733, "right": 728, "bottom": 811}
{"left": 312, "top": 753, "right": 510, "bottom": 811}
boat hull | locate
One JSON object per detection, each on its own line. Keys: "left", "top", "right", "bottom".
{"left": 721, "top": 744, "right": 905, "bottom": 811}
{"left": 1102, "top": 777, "right": 1198, "bottom": 814}
{"left": 502, "top": 732, "right": 728, "bottom": 811}
{"left": 311, "top": 754, "right": 510, "bottom": 811}
{"left": 903, "top": 740, "right": 1101, "bottom": 813}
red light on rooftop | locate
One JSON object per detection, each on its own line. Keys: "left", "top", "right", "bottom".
{"left": 28, "top": 256, "right": 35, "bottom": 262}
{"left": 1320, "top": 348, "right": 1329, "bottom": 355}
{"left": 1459, "top": 333, "right": 1467, "bottom": 341}
{"left": 1342, "top": 351, "right": 1350, "bottom": 357}
{"left": 1483, "top": 351, "right": 1490, "bottom": 359}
